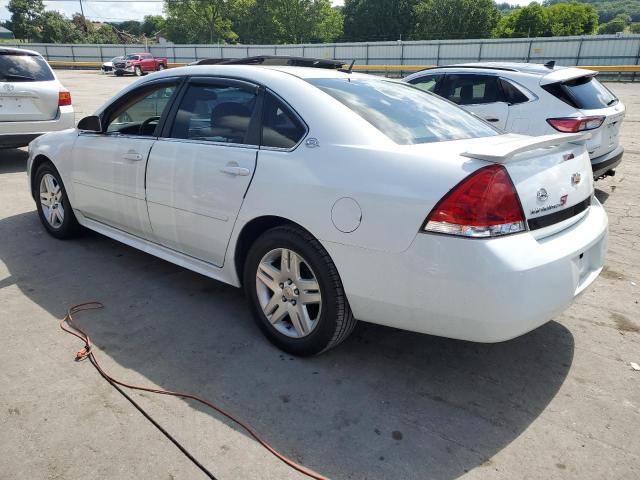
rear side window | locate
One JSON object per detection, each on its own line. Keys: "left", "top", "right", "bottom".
{"left": 407, "top": 74, "right": 443, "bottom": 93}
{"left": 261, "top": 92, "right": 306, "bottom": 149}
{"left": 499, "top": 79, "right": 529, "bottom": 105}
{"left": 0, "top": 52, "right": 54, "bottom": 82}
{"left": 543, "top": 76, "right": 617, "bottom": 110}
{"left": 169, "top": 84, "right": 257, "bottom": 144}
{"left": 309, "top": 78, "right": 497, "bottom": 145}
{"left": 440, "top": 74, "right": 500, "bottom": 105}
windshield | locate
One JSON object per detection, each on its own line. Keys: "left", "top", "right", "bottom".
{"left": 562, "top": 76, "right": 617, "bottom": 109}
{"left": 125, "top": 55, "right": 140, "bottom": 61}
{"left": 111, "top": 56, "right": 123, "bottom": 62}
{"left": 308, "top": 78, "right": 498, "bottom": 145}
{"left": 0, "top": 52, "right": 54, "bottom": 82}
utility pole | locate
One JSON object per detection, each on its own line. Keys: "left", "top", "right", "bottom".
{"left": 79, "top": 0, "right": 88, "bottom": 32}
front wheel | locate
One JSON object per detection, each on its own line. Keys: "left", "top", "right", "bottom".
{"left": 134, "top": 66, "right": 142, "bottom": 76}
{"left": 34, "top": 163, "right": 81, "bottom": 239}
{"left": 244, "top": 226, "right": 357, "bottom": 356}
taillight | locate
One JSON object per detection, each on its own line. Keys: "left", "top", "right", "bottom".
{"left": 58, "top": 90, "right": 72, "bottom": 107}
{"left": 423, "top": 165, "right": 525, "bottom": 238}
{"left": 547, "top": 116, "right": 604, "bottom": 133}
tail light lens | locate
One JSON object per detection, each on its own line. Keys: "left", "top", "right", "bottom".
{"left": 547, "top": 116, "right": 604, "bottom": 133}
{"left": 58, "top": 90, "right": 72, "bottom": 107}
{"left": 423, "top": 165, "right": 525, "bottom": 238}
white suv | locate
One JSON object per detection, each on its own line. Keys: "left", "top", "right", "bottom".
{"left": 0, "top": 47, "right": 74, "bottom": 149}
{"left": 404, "top": 62, "right": 625, "bottom": 179}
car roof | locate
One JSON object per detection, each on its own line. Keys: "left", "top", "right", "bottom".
{"left": 0, "top": 46, "right": 42, "bottom": 56}
{"left": 167, "top": 64, "right": 373, "bottom": 81}
{"left": 427, "top": 62, "right": 574, "bottom": 76}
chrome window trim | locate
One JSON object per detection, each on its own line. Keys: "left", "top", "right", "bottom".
{"left": 154, "top": 136, "right": 259, "bottom": 150}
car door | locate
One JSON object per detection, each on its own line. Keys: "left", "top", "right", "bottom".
{"left": 440, "top": 74, "right": 508, "bottom": 130}
{"left": 145, "top": 77, "right": 261, "bottom": 267}
{"left": 70, "top": 78, "right": 180, "bottom": 238}
{"left": 141, "top": 54, "right": 154, "bottom": 72}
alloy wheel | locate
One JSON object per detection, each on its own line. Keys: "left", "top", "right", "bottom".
{"left": 255, "top": 248, "right": 322, "bottom": 338}
{"left": 39, "top": 173, "right": 64, "bottom": 229}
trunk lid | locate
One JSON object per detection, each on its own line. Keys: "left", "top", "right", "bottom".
{"left": 462, "top": 133, "right": 594, "bottom": 232}
{"left": 0, "top": 80, "right": 60, "bottom": 121}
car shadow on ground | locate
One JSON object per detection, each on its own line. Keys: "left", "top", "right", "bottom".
{"left": 594, "top": 188, "right": 610, "bottom": 204}
{"left": 0, "top": 148, "right": 28, "bottom": 174}
{"left": 0, "top": 210, "right": 575, "bottom": 480}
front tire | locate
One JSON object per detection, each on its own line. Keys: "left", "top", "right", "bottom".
{"left": 244, "top": 226, "right": 357, "bottom": 356}
{"left": 34, "top": 163, "right": 81, "bottom": 239}
{"left": 134, "top": 66, "right": 142, "bottom": 77}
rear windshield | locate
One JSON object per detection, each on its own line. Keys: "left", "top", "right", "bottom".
{"left": 308, "top": 78, "right": 498, "bottom": 145}
{"left": 0, "top": 52, "right": 54, "bottom": 82}
{"left": 544, "top": 76, "right": 617, "bottom": 110}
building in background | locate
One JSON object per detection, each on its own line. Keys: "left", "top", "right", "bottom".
{"left": 0, "top": 27, "right": 15, "bottom": 40}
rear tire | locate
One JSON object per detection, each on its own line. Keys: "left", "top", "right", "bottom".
{"left": 157, "top": 64, "right": 165, "bottom": 71}
{"left": 244, "top": 225, "right": 357, "bottom": 356}
{"left": 34, "top": 163, "right": 81, "bottom": 240}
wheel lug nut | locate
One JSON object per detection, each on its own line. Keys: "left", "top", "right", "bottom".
{"left": 279, "top": 283, "right": 284, "bottom": 288}
{"left": 294, "top": 288, "right": 299, "bottom": 295}
{"left": 287, "top": 279, "right": 292, "bottom": 285}
{"left": 282, "top": 296, "right": 287, "bottom": 302}
{"left": 291, "top": 300, "right": 296, "bottom": 306}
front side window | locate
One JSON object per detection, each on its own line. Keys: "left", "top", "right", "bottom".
{"left": 308, "top": 77, "right": 497, "bottom": 145}
{"left": 407, "top": 74, "right": 442, "bottom": 93}
{"left": 261, "top": 92, "right": 306, "bottom": 149}
{"left": 169, "top": 84, "right": 257, "bottom": 144}
{"left": 0, "top": 52, "right": 54, "bottom": 82}
{"left": 441, "top": 74, "right": 500, "bottom": 105}
{"left": 125, "top": 55, "right": 140, "bottom": 61}
{"left": 105, "top": 83, "right": 177, "bottom": 136}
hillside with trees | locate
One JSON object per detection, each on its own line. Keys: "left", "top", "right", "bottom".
{"left": 2, "top": 0, "right": 640, "bottom": 45}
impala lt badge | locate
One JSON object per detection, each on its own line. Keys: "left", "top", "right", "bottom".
{"left": 531, "top": 193, "right": 569, "bottom": 215}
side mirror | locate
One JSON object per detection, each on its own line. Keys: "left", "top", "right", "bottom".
{"left": 77, "top": 115, "right": 102, "bottom": 133}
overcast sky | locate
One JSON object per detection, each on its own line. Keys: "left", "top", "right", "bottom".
{"left": 1, "top": 0, "right": 536, "bottom": 26}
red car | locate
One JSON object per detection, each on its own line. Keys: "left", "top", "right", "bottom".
{"left": 113, "top": 53, "right": 168, "bottom": 76}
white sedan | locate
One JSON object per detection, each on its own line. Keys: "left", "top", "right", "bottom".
{"left": 27, "top": 65, "right": 608, "bottom": 355}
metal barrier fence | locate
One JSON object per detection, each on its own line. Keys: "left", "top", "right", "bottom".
{"left": 6, "top": 34, "right": 640, "bottom": 79}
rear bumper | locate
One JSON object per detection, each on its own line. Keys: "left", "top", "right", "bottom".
{"left": 591, "top": 144, "right": 623, "bottom": 179}
{"left": 0, "top": 106, "right": 74, "bottom": 148}
{"left": 325, "top": 197, "right": 608, "bottom": 342}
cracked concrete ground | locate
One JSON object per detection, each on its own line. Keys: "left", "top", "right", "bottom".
{"left": 0, "top": 72, "right": 638, "bottom": 480}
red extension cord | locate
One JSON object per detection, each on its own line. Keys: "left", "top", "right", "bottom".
{"left": 60, "top": 302, "right": 328, "bottom": 480}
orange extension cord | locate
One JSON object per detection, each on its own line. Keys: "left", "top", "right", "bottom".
{"left": 60, "top": 302, "right": 328, "bottom": 480}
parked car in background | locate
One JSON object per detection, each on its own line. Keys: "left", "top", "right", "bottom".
{"left": 114, "top": 53, "right": 168, "bottom": 76}
{"left": 27, "top": 64, "right": 607, "bottom": 356}
{"left": 0, "top": 46, "right": 74, "bottom": 149}
{"left": 404, "top": 62, "right": 625, "bottom": 179}
{"left": 101, "top": 56, "right": 123, "bottom": 74}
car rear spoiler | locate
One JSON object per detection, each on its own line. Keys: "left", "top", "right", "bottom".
{"left": 461, "top": 133, "right": 590, "bottom": 163}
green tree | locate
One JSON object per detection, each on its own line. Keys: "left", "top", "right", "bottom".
{"left": 547, "top": 2, "right": 598, "bottom": 35}
{"left": 163, "top": 0, "right": 239, "bottom": 43}
{"left": 494, "top": 3, "right": 550, "bottom": 38}
{"left": 36, "top": 11, "right": 82, "bottom": 43}
{"left": 7, "top": 0, "right": 44, "bottom": 40}
{"left": 630, "top": 22, "right": 640, "bottom": 33}
{"left": 598, "top": 13, "right": 631, "bottom": 33}
{"left": 342, "top": 0, "right": 418, "bottom": 42}
{"left": 413, "top": 0, "right": 500, "bottom": 40}
{"left": 115, "top": 20, "right": 143, "bottom": 36}
{"left": 141, "top": 15, "right": 167, "bottom": 37}
{"left": 242, "top": 0, "right": 342, "bottom": 44}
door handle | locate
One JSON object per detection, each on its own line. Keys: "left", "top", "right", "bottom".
{"left": 122, "top": 151, "right": 143, "bottom": 161}
{"left": 220, "top": 165, "right": 250, "bottom": 176}
{"left": 485, "top": 118, "right": 500, "bottom": 123}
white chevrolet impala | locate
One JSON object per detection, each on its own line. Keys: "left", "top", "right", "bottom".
{"left": 27, "top": 65, "right": 608, "bottom": 356}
